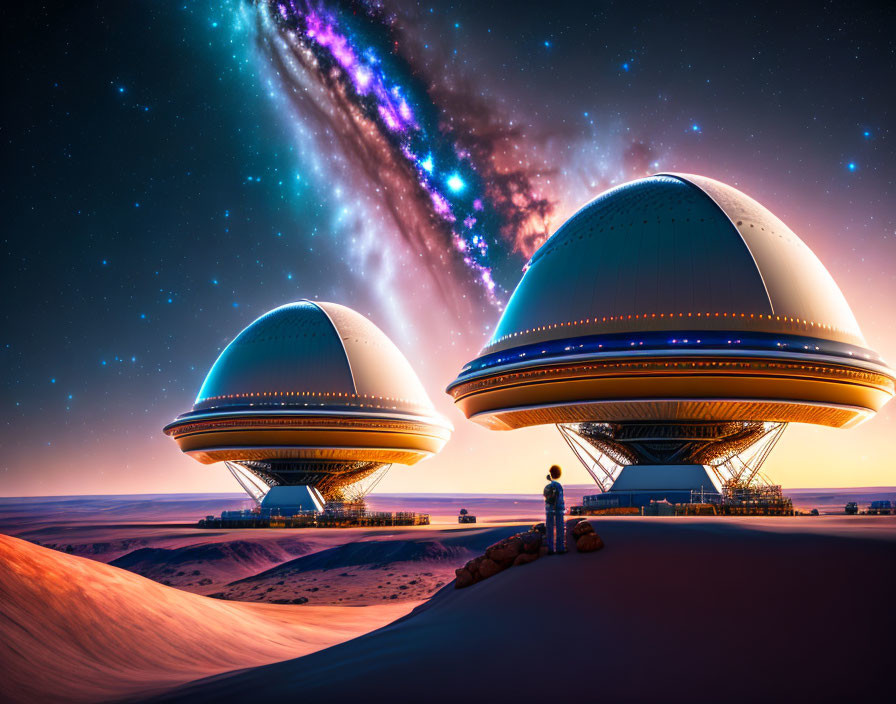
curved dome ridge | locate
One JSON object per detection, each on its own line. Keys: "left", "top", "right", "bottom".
{"left": 489, "top": 175, "right": 775, "bottom": 351}
{"left": 314, "top": 302, "right": 435, "bottom": 411}
{"left": 484, "top": 174, "right": 868, "bottom": 354}
{"left": 195, "top": 301, "right": 354, "bottom": 406}
{"left": 667, "top": 173, "right": 864, "bottom": 344}
{"left": 659, "top": 173, "right": 774, "bottom": 314}
{"left": 191, "top": 301, "right": 436, "bottom": 417}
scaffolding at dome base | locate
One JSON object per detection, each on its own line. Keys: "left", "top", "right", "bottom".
{"left": 197, "top": 502, "right": 429, "bottom": 529}
{"left": 223, "top": 459, "right": 393, "bottom": 506}
{"left": 338, "top": 463, "right": 392, "bottom": 503}
{"left": 225, "top": 462, "right": 270, "bottom": 506}
{"left": 709, "top": 422, "right": 786, "bottom": 487}
{"left": 716, "top": 482, "right": 794, "bottom": 515}
{"left": 558, "top": 424, "right": 624, "bottom": 492}
{"left": 558, "top": 421, "right": 786, "bottom": 493}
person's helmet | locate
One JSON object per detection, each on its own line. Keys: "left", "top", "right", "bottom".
{"left": 549, "top": 465, "right": 562, "bottom": 479}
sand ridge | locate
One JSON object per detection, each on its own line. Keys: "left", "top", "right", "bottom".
{"left": 0, "top": 534, "right": 418, "bottom": 703}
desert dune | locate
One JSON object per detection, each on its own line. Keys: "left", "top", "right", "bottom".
{"left": 155, "top": 516, "right": 896, "bottom": 703}
{"left": 0, "top": 493, "right": 527, "bottom": 605}
{"left": 0, "top": 534, "right": 417, "bottom": 703}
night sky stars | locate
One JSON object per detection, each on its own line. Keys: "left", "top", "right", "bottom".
{"left": 3, "top": 0, "right": 895, "bottom": 496}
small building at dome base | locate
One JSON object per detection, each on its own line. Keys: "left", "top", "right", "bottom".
{"left": 582, "top": 464, "right": 721, "bottom": 510}
{"left": 260, "top": 486, "right": 325, "bottom": 514}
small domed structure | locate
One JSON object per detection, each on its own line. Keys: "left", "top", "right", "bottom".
{"left": 447, "top": 174, "right": 894, "bottom": 501}
{"left": 165, "top": 301, "right": 451, "bottom": 508}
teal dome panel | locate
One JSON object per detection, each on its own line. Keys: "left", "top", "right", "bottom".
{"left": 194, "top": 302, "right": 355, "bottom": 409}
{"left": 493, "top": 175, "right": 771, "bottom": 344}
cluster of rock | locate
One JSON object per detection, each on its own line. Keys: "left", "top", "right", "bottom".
{"left": 454, "top": 529, "right": 542, "bottom": 588}
{"left": 571, "top": 519, "right": 604, "bottom": 552}
{"left": 454, "top": 520, "right": 603, "bottom": 589}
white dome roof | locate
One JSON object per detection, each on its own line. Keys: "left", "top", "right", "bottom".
{"left": 194, "top": 301, "right": 436, "bottom": 418}
{"left": 487, "top": 174, "right": 865, "bottom": 353}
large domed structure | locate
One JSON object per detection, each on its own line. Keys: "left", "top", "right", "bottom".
{"left": 165, "top": 301, "right": 451, "bottom": 510}
{"left": 447, "top": 174, "right": 894, "bottom": 501}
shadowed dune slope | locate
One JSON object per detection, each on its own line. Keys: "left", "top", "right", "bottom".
{"left": 0, "top": 534, "right": 417, "bottom": 703}
{"left": 230, "top": 530, "right": 519, "bottom": 582}
{"left": 155, "top": 518, "right": 896, "bottom": 703}
{"left": 108, "top": 539, "right": 316, "bottom": 593}
{"left": 211, "top": 526, "right": 523, "bottom": 605}
{"left": 110, "top": 540, "right": 314, "bottom": 573}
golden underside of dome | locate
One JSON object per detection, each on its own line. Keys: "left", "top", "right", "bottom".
{"left": 449, "top": 355, "right": 894, "bottom": 430}
{"left": 164, "top": 413, "right": 451, "bottom": 465}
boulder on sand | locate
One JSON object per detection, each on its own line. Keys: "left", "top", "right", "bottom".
{"left": 531, "top": 523, "right": 546, "bottom": 535}
{"left": 506, "top": 536, "right": 524, "bottom": 555}
{"left": 486, "top": 538, "right": 522, "bottom": 567}
{"left": 576, "top": 533, "right": 604, "bottom": 553}
{"left": 455, "top": 530, "right": 546, "bottom": 588}
{"left": 484, "top": 549, "right": 511, "bottom": 568}
{"left": 520, "top": 532, "right": 542, "bottom": 554}
{"left": 572, "top": 520, "right": 595, "bottom": 538}
{"left": 465, "top": 557, "right": 484, "bottom": 578}
{"left": 454, "top": 568, "right": 475, "bottom": 589}
{"left": 477, "top": 558, "right": 502, "bottom": 580}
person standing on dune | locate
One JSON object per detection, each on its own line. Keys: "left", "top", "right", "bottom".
{"left": 543, "top": 465, "right": 566, "bottom": 554}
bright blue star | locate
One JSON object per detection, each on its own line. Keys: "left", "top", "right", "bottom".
{"left": 232, "top": 302, "right": 239, "bottom": 308}
{"left": 118, "top": 86, "right": 125, "bottom": 93}
{"left": 544, "top": 40, "right": 551, "bottom": 48}
{"left": 50, "top": 378, "right": 56, "bottom": 384}
{"left": 211, "top": 279, "right": 218, "bottom": 285}
{"left": 287, "top": 273, "right": 293, "bottom": 280}
{"left": 446, "top": 173, "right": 465, "bottom": 193}
{"left": 863, "top": 131, "right": 871, "bottom": 138}
{"left": 847, "top": 162, "right": 857, "bottom": 172}
{"left": 622, "top": 62, "right": 629, "bottom": 71}
{"left": 692, "top": 124, "right": 701, "bottom": 132}
{"left": 420, "top": 155, "right": 434, "bottom": 173}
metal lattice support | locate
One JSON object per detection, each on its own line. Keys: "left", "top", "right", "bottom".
{"left": 708, "top": 422, "right": 786, "bottom": 487}
{"left": 560, "top": 421, "right": 787, "bottom": 493}
{"left": 558, "top": 424, "right": 624, "bottom": 492}
{"left": 235, "top": 459, "right": 388, "bottom": 501}
{"left": 341, "top": 464, "right": 393, "bottom": 503}
{"left": 225, "top": 461, "right": 272, "bottom": 506}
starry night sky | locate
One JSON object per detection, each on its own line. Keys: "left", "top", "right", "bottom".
{"left": 4, "top": 0, "right": 895, "bottom": 497}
